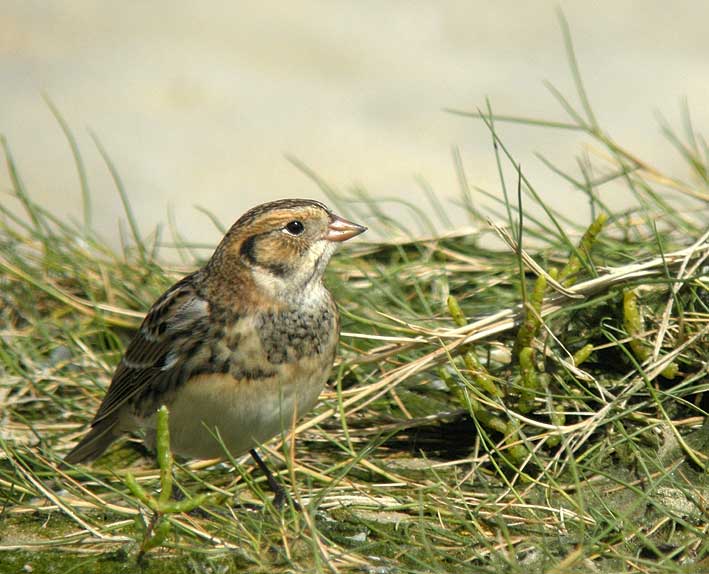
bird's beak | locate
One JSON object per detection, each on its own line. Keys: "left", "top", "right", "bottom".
{"left": 325, "top": 214, "right": 367, "bottom": 242}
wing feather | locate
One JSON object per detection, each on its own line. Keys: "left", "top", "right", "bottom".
{"left": 91, "top": 272, "right": 210, "bottom": 424}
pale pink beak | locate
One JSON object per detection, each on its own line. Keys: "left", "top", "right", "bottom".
{"left": 325, "top": 214, "right": 367, "bottom": 242}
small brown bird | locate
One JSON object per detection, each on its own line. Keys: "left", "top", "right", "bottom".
{"left": 66, "top": 199, "right": 365, "bottom": 496}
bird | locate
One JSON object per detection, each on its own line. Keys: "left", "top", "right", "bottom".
{"left": 65, "top": 198, "right": 366, "bottom": 500}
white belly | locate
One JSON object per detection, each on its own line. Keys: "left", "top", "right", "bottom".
{"left": 143, "top": 361, "right": 329, "bottom": 459}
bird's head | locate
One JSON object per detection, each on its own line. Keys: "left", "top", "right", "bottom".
{"left": 209, "top": 198, "right": 366, "bottom": 302}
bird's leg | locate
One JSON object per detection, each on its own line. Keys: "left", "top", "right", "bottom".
{"left": 249, "top": 449, "right": 299, "bottom": 510}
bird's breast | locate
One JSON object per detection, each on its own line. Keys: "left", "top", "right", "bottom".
{"left": 255, "top": 303, "right": 337, "bottom": 364}
{"left": 140, "top": 298, "right": 339, "bottom": 459}
{"left": 155, "top": 352, "right": 333, "bottom": 459}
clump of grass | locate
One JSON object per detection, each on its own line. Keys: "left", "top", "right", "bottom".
{"left": 1, "top": 20, "right": 708, "bottom": 574}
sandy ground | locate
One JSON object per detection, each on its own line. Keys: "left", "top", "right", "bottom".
{"left": 1, "top": 1, "right": 707, "bottom": 247}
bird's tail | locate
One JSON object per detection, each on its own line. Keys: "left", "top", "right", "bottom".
{"left": 64, "top": 419, "right": 118, "bottom": 465}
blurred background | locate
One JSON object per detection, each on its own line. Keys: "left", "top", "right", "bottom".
{"left": 1, "top": 1, "right": 707, "bottom": 247}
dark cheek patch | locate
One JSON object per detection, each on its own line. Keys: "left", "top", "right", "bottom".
{"left": 262, "top": 261, "right": 290, "bottom": 277}
{"left": 239, "top": 235, "right": 258, "bottom": 265}
{"left": 240, "top": 234, "right": 294, "bottom": 277}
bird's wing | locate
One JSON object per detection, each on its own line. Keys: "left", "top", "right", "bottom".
{"left": 91, "top": 272, "right": 212, "bottom": 425}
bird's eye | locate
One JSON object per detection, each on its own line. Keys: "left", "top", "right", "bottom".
{"left": 283, "top": 220, "right": 305, "bottom": 236}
